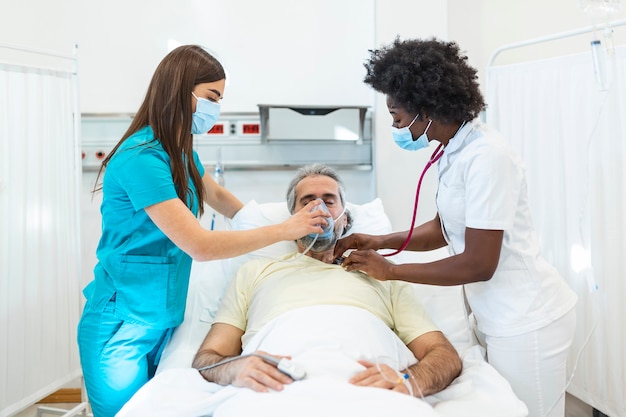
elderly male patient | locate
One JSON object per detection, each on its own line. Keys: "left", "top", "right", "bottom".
{"left": 192, "top": 163, "right": 462, "bottom": 398}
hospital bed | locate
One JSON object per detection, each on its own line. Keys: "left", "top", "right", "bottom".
{"left": 117, "top": 199, "right": 528, "bottom": 417}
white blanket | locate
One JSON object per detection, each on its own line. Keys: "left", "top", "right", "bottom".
{"left": 117, "top": 305, "right": 527, "bottom": 417}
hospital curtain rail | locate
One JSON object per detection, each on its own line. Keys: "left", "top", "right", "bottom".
{"left": 486, "top": 31, "right": 626, "bottom": 417}
{"left": 0, "top": 44, "right": 84, "bottom": 417}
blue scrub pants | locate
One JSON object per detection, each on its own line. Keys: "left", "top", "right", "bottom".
{"left": 77, "top": 298, "right": 172, "bottom": 417}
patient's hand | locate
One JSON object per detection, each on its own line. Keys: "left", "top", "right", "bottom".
{"left": 229, "top": 352, "right": 294, "bottom": 393}
{"left": 349, "top": 360, "right": 412, "bottom": 396}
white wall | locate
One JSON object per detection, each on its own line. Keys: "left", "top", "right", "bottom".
{"left": 0, "top": 0, "right": 75, "bottom": 54}
{"left": 1, "top": 0, "right": 376, "bottom": 114}
{"left": 448, "top": 0, "right": 626, "bottom": 95}
{"left": 371, "top": 2, "right": 448, "bottom": 262}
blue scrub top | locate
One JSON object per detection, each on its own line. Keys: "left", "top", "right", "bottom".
{"left": 84, "top": 126, "right": 206, "bottom": 329}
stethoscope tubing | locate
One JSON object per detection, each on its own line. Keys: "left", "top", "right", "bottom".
{"left": 382, "top": 143, "right": 444, "bottom": 257}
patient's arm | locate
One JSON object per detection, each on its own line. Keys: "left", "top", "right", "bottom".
{"left": 192, "top": 322, "right": 293, "bottom": 392}
{"left": 403, "top": 330, "right": 462, "bottom": 396}
{"left": 350, "top": 330, "right": 462, "bottom": 397}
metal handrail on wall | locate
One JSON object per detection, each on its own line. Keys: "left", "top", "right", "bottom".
{"left": 487, "top": 18, "right": 626, "bottom": 67}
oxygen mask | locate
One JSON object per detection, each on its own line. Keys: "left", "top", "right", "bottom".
{"left": 299, "top": 199, "right": 345, "bottom": 253}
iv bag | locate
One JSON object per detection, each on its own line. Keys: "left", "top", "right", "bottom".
{"left": 579, "top": 0, "right": 622, "bottom": 19}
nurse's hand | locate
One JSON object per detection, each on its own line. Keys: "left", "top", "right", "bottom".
{"left": 333, "top": 233, "right": 380, "bottom": 259}
{"left": 341, "top": 249, "right": 393, "bottom": 280}
{"left": 281, "top": 200, "right": 331, "bottom": 241}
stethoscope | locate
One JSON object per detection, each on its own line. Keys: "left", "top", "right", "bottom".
{"left": 382, "top": 119, "right": 469, "bottom": 257}
{"left": 381, "top": 143, "right": 445, "bottom": 258}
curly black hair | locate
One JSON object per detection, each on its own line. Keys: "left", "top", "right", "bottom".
{"left": 364, "top": 37, "right": 485, "bottom": 123}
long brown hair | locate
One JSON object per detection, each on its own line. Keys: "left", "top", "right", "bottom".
{"left": 94, "top": 45, "right": 225, "bottom": 217}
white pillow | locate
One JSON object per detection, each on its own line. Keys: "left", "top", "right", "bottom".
{"left": 346, "top": 198, "right": 393, "bottom": 237}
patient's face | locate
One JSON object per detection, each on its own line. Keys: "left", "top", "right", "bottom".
{"left": 295, "top": 175, "right": 347, "bottom": 256}
{"left": 294, "top": 175, "right": 346, "bottom": 225}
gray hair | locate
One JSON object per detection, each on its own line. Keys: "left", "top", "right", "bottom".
{"left": 286, "top": 163, "right": 353, "bottom": 234}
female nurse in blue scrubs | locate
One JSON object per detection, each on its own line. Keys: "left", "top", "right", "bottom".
{"left": 337, "top": 38, "right": 577, "bottom": 417}
{"left": 77, "top": 45, "right": 328, "bottom": 417}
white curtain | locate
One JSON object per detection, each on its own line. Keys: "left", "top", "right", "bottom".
{"left": 0, "top": 52, "right": 82, "bottom": 416}
{"left": 486, "top": 45, "right": 626, "bottom": 416}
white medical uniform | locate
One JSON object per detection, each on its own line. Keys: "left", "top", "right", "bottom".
{"left": 436, "top": 118, "right": 577, "bottom": 417}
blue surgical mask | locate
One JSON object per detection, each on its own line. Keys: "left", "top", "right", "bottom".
{"left": 191, "top": 92, "right": 221, "bottom": 134}
{"left": 391, "top": 114, "right": 433, "bottom": 151}
{"left": 299, "top": 199, "right": 346, "bottom": 253}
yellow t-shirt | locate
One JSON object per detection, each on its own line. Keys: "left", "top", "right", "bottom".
{"left": 214, "top": 253, "right": 439, "bottom": 349}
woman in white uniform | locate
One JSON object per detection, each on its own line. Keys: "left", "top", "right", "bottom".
{"left": 337, "top": 38, "right": 577, "bottom": 417}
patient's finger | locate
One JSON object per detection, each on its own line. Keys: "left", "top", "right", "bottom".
{"left": 235, "top": 371, "right": 289, "bottom": 392}
{"left": 235, "top": 374, "right": 273, "bottom": 393}
{"left": 231, "top": 357, "right": 293, "bottom": 392}
{"left": 349, "top": 360, "right": 385, "bottom": 384}
{"left": 350, "top": 361, "right": 404, "bottom": 390}
{"left": 254, "top": 368, "right": 292, "bottom": 391}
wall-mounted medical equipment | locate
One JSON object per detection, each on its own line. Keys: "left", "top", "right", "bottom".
{"left": 81, "top": 105, "right": 372, "bottom": 172}
{"left": 81, "top": 113, "right": 134, "bottom": 171}
{"left": 193, "top": 105, "right": 371, "bottom": 171}
{"left": 258, "top": 105, "right": 368, "bottom": 143}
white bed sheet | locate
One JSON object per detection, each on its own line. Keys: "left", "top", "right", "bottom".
{"left": 116, "top": 199, "right": 528, "bottom": 417}
{"left": 119, "top": 305, "right": 526, "bottom": 417}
